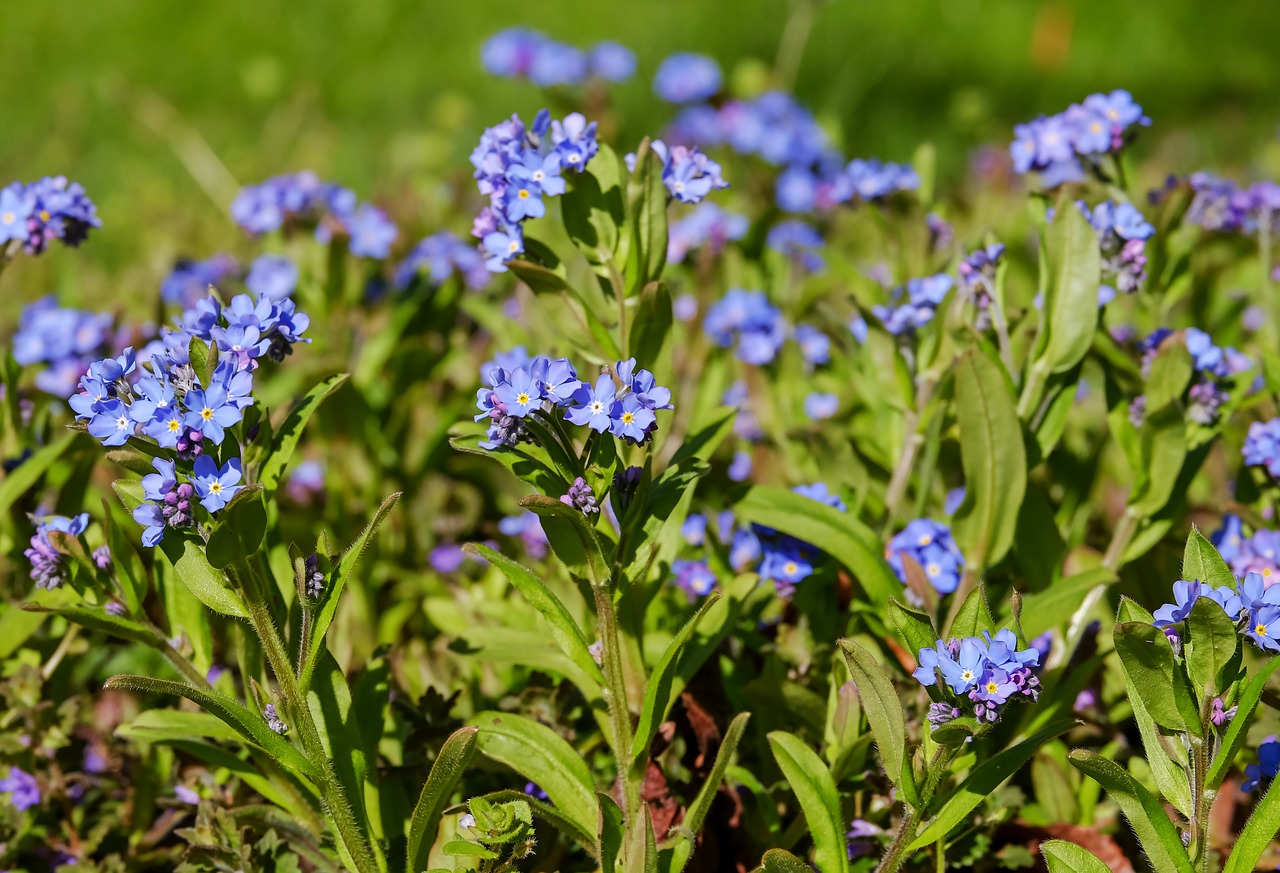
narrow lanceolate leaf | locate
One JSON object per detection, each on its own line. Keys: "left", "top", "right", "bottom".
{"left": 631, "top": 593, "right": 721, "bottom": 763}
{"left": 468, "top": 543, "right": 604, "bottom": 689}
{"left": 158, "top": 536, "right": 249, "bottom": 618}
{"left": 468, "top": 710, "right": 600, "bottom": 844}
{"left": 948, "top": 583, "right": 997, "bottom": 639}
{"left": 886, "top": 597, "right": 939, "bottom": 663}
{"left": 839, "top": 640, "right": 906, "bottom": 792}
{"left": 951, "top": 349, "right": 1026, "bottom": 571}
{"left": 626, "top": 138, "right": 669, "bottom": 295}
{"left": 736, "top": 486, "right": 899, "bottom": 608}
{"left": 759, "top": 850, "right": 815, "bottom": 873}
{"left": 1224, "top": 772, "right": 1280, "bottom": 873}
{"left": 665, "top": 713, "right": 749, "bottom": 873}
{"left": 628, "top": 281, "right": 673, "bottom": 374}
{"left": 599, "top": 793, "right": 624, "bottom": 873}
{"left": 1040, "top": 840, "right": 1112, "bottom": 873}
{"left": 1112, "top": 621, "right": 1199, "bottom": 736}
{"left": 405, "top": 726, "right": 478, "bottom": 873}
{"left": 1181, "top": 527, "right": 1237, "bottom": 590}
{"left": 301, "top": 491, "right": 400, "bottom": 690}
{"left": 104, "top": 675, "right": 319, "bottom": 782}
{"left": 908, "top": 720, "right": 1075, "bottom": 849}
{"left": 1036, "top": 196, "right": 1102, "bottom": 375}
{"left": 767, "top": 731, "right": 849, "bottom": 873}
{"left": 1068, "top": 750, "right": 1194, "bottom": 873}
{"left": 1209, "top": 657, "right": 1280, "bottom": 788}
{"left": 257, "top": 373, "right": 349, "bottom": 493}
{"left": 21, "top": 603, "right": 157, "bottom": 647}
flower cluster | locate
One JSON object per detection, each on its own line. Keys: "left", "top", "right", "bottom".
{"left": 161, "top": 254, "right": 298, "bottom": 309}
{"left": 885, "top": 518, "right": 965, "bottom": 594}
{"left": 872, "top": 274, "right": 954, "bottom": 336}
{"left": 475, "top": 353, "right": 672, "bottom": 450}
{"left": 470, "top": 109, "right": 598, "bottom": 271}
{"left": 754, "top": 483, "right": 846, "bottom": 596}
{"left": 12, "top": 297, "right": 117, "bottom": 397}
{"left": 132, "top": 456, "right": 244, "bottom": 546}
{"left": 1076, "top": 200, "right": 1155, "bottom": 304}
{"left": 667, "top": 203, "right": 748, "bottom": 263}
{"left": 1152, "top": 575, "right": 1280, "bottom": 652}
{"left": 957, "top": 243, "right": 1004, "bottom": 312}
{"left": 1131, "top": 328, "right": 1250, "bottom": 426}
{"left": 652, "top": 53, "right": 722, "bottom": 103}
{"left": 231, "top": 171, "right": 398, "bottom": 259}
{"left": 625, "top": 140, "right": 728, "bottom": 205}
{"left": 0, "top": 176, "right": 100, "bottom": 255}
{"left": 767, "top": 220, "right": 826, "bottom": 274}
{"left": 667, "top": 92, "right": 917, "bottom": 212}
{"left": 482, "top": 28, "right": 635, "bottom": 85}
{"left": 559, "top": 476, "right": 599, "bottom": 516}
{"left": 1010, "top": 90, "right": 1149, "bottom": 185}
{"left": 394, "top": 231, "right": 490, "bottom": 291}
{"left": 704, "top": 289, "right": 787, "bottom": 365}
{"left": 914, "top": 630, "right": 1042, "bottom": 724}
{"left": 1185, "top": 173, "right": 1280, "bottom": 235}
{"left": 0, "top": 767, "right": 40, "bottom": 812}
{"left": 1214, "top": 515, "right": 1280, "bottom": 582}
{"left": 24, "top": 513, "right": 90, "bottom": 590}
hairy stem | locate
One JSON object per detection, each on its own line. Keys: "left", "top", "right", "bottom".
{"left": 594, "top": 583, "right": 641, "bottom": 821}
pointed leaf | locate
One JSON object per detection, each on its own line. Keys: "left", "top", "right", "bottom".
{"left": 767, "top": 731, "right": 848, "bottom": 873}
{"left": 626, "top": 138, "right": 669, "bottom": 295}
{"left": 1113, "top": 621, "right": 1199, "bottom": 735}
{"left": 158, "top": 536, "right": 248, "bottom": 618}
{"left": 20, "top": 603, "right": 157, "bottom": 647}
{"left": 1182, "top": 527, "right": 1237, "bottom": 590}
{"left": 1037, "top": 196, "right": 1102, "bottom": 374}
{"left": 406, "top": 726, "right": 478, "bottom": 873}
{"left": 521, "top": 494, "right": 610, "bottom": 586}
{"left": 759, "top": 850, "right": 815, "bottom": 873}
{"left": 948, "top": 583, "right": 996, "bottom": 639}
{"left": 1208, "top": 657, "right": 1280, "bottom": 788}
{"left": 886, "top": 597, "right": 939, "bottom": 661}
{"left": 1040, "top": 840, "right": 1112, "bottom": 873}
{"left": 1184, "top": 596, "right": 1239, "bottom": 697}
{"left": 839, "top": 640, "right": 905, "bottom": 792}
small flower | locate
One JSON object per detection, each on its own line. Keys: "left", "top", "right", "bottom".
{"left": 304, "top": 553, "right": 325, "bottom": 597}
{"left": 1243, "top": 736, "right": 1280, "bottom": 792}
{"left": 182, "top": 385, "right": 243, "bottom": 446}
{"left": 560, "top": 477, "right": 600, "bottom": 516}
{"left": 672, "top": 559, "right": 717, "bottom": 598}
{"left": 191, "top": 456, "right": 244, "bottom": 513}
{"left": 609, "top": 393, "right": 657, "bottom": 444}
{"left": 652, "top": 53, "right": 722, "bottom": 104}
{"left": 566, "top": 374, "right": 618, "bottom": 432}
{"left": 0, "top": 766, "right": 41, "bottom": 811}
{"left": 264, "top": 703, "right": 288, "bottom": 735}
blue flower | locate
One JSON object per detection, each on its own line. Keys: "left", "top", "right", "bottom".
{"left": 550, "top": 113, "right": 599, "bottom": 171}
{"left": 182, "top": 385, "right": 243, "bottom": 445}
{"left": 1152, "top": 580, "right": 1243, "bottom": 627}
{"left": 672, "top": 559, "right": 717, "bottom": 598}
{"left": 653, "top": 53, "right": 722, "bottom": 103}
{"left": 730, "top": 527, "right": 761, "bottom": 570}
{"left": 0, "top": 184, "right": 35, "bottom": 244}
{"left": 630, "top": 141, "right": 729, "bottom": 205}
{"left": 760, "top": 548, "right": 813, "bottom": 592}
{"left": 1214, "top": 514, "right": 1247, "bottom": 565}
{"left": 565, "top": 374, "right": 618, "bottom": 432}
{"left": 793, "top": 325, "right": 831, "bottom": 365}
{"left": 767, "top": 221, "right": 826, "bottom": 273}
{"left": 704, "top": 289, "right": 787, "bottom": 364}
{"left": 609, "top": 394, "right": 656, "bottom": 443}
{"left": 510, "top": 150, "right": 566, "bottom": 197}
{"left": 395, "top": 232, "right": 489, "bottom": 291}
{"left": 346, "top": 205, "right": 398, "bottom": 259}
{"left": 681, "top": 514, "right": 708, "bottom": 546}
{"left": 1243, "top": 737, "right": 1280, "bottom": 792}
{"left": 493, "top": 367, "right": 543, "bottom": 418}
{"left": 482, "top": 226, "right": 524, "bottom": 272}
{"left": 0, "top": 766, "right": 40, "bottom": 812}
{"left": 192, "top": 456, "right": 244, "bottom": 512}
{"left": 588, "top": 41, "right": 635, "bottom": 82}
{"left": 793, "top": 482, "right": 846, "bottom": 512}
{"left": 1247, "top": 604, "right": 1280, "bottom": 652}
{"left": 971, "top": 668, "right": 1017, "bottom": 706}
{"left": 728, "top": 450, "right": 753, "bottom": 482}
{"left": 1244, "top": 419, "right": 1280, "bottom": 478}
{"left": 938, "top": 638, "right": 987, "bottom": 694}
{"left": 87, "top": 398, "right": 135, "bottom": 447}
{"left": 245, "top": 254, "right": 298, "bottom": 301}
{"left": 885, "top": 519, "right": 965, "bottom": 594}
{"left": 668, "top": 203, "right": 748, "bottom": 263}
{"left": 531, "top": 356, "right": 582, "bottom": 406}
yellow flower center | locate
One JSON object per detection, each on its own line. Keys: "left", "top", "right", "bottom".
{"left": 622, "top": 412, "right": 634, "bottom": 424}
{"left": 201, "top": 407, "right": 214, "bottom": 420}
{"left": 918, "top": 534, "right": 933, "bottom": 546}
{"left": 516, "top": 392, "right": 530, "bottom": 405}
{"left": 39, "top": 210, "right": 50, "bottom": 221}
{"left": 1090, "top": 121, "right": 1103, "bottom": 134}
{"left": 518, "top": 188, "right": 530, "bottom": 200}
{"left": 926, "top": 563, "right": 941, "bottom": 577}
{"left": 591, "top": 401, "right": 603, "bottom": 413}
{"left": 961, "top": 670, "right": 974, "bottom": 682}
{"left": 784, "top": 562, "right": 798, "bottom": 575}
{"left": 210, "top": 483, "right": 222, "bottom": 494}
{"left": 1, "top": 212, "right": 13, "bottom": 224}
{"left": 986, "top": 682, "right": 999, "bottom": 693}
{"left": 507, "top": 241, "right": 519, "bottom": 253}
{"left": 168, "top": 420, "right": 181, "bottom": 432}
{"left": 1257, "top": 623, "right": 1269, "bottom": 637}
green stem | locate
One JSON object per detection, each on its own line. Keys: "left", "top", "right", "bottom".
{"left": 876, "top": 746, "right": 953, "bottom": 873}
{"left": 1261, "top": 214, "right": 1277, "bottom": 351}
{"left": 593, "top": 584, "right": 641, "bottom": 821}
{"left": 882, "top": 376, "right": 937, "bottom": 536}
{"left": 773, "top": 0, "right": 815, "bottom": 91}
{"left": 1102, "top": 506, "right": 1141, "bottom": 571}
{"left": 1016, "top": 361, "right": 1050, "bottom": 421}
{"left": 233, "top": 559, "right": 382, "bottom": 873}
{"left": 874, "top": 807, "right": 917, "bottom": 873}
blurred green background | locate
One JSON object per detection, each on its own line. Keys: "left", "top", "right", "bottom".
{"left": 2, "top": 0, "right": 1279, "bottom": 320}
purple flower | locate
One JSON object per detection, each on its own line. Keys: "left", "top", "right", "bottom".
{"left": 430, "top": 544, "right": 466, "bottom": 574}
{"left": 0, "top": 766, "right": 40, "bottom": 811}
{"left": 653, "top": 53, "right": 722, "bottom": 104}
{"left": 245, "top": 254, "right": 298, "bottom": 301}
{"left": 566, "top": 374, "right": 618, "bottom": 432}
{"left": 560, "top": 477, "right": 600, "bottom": 516}
{"left": 672, "top": 559, "right": 717, "bottom": 598}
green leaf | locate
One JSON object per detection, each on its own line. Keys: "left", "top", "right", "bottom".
{"left": 301, "top": 492, "right": 401, "bottom": 690}
{"left": 838, "top": 640, "right": 906, "bottom": 792}
{"left": 951, "top": 350, "right": 1027, "bottom": 570}
{"left": 1119, "top": 647, "right": 1192, "bottom": 817}
{"left": 450, "top": 433, "right": 566, "bottom": 495}
{"left": 20, "top": 603, "right": 157, "bottom": 647}
{"left": 886, "top": 598, "right": 940, "bottom": 661}
{"left": 1224, "top": 768, "right": 1280, "bottom": 873}
{"left": 622, "top": 803, "right": 658, "bottom": 873}
{"left": 1130, "top": 402, "right": 1187, "bottom": 517}
{"left": 477, "top": 788, "right": 597, "bottom": 857}
{"left": 1068, "top": 750, "right": 1194, "bottom": 873}
{"left": 104, "top": 674, "right": 319, "bottom": 781}
{"left": 406, "top": 726, "right": 478, "bottom": 873}
{"left": 1040, "top": 840, "right": 1112, "bottom": 873}
{"left": 468, "top": 710, "right": 600, "bottom": 843}
{"left": 1036, "top": 196, "right": 1102, "bottom": 374}
{"left": 1208, "top": 657, "right": 1280, "bottom": 788}
{"left": 306, "top": 651, "right": 373, "bottom": 842}
{"left": 628, "top": 282, "right": 672, "bottom": 372}
{"left": 631, "top": 593, "right": 721, "bottom": 763}
{"left": 599, "top": 793, "right": 624, "bottom": 873}
{"left": 257, "top": 374, "right": 349, "bottom": 494}
{"left": 189, "top": 336, "right": 217, "bottom": 391}
{"left": 665, "top": 713, "right": 749, "bottom": 873}
{"left": 1184, "top": 596, "right": 1239, "bottom": 697}
{"left": 204, "top": 485, "right": 268, "bottom": 570}
{"left": 1182, "top": 527, "right": 1237, "bottom": 590}
{"left": 736, "top": 486, "right": 899, "bottom": 608}
{"left": 0, "top": 431, "right": 80, "bottom": 516}
{"left": 759, "top": 850, "right": 814, "bottom": 873}
{"left": 562, "top": 145, "right": 624, "bottom": 266}
{"left": 1112, "top": 621, "right": 1199, "bottom": 735}
{"left": 115, "top": 709, "right": 243, "bottom": 745}
{"left": 1017, "top": 567, "right": 1116, "bottom": 640}
{"left": 1144, "top": 339, "right": 1193, "bottom": 412}
{"left": 1117, "top": 596, "right": 1155, "bottom": 624}
{"left": 158, "top": 536, "right": 248, "bottom": 618}
{"left": 625, "top": 138, "right": 669, "bottom": 295}
{"left": 948, "top": 583, "right": 996, "bottom": 639}
{"left": 467, "top": 543, "right": 604, "bottom": 688}
{"left": 767, "top": 731, "right": 848, "bottom": 873}
{"left": 930, "top": 716, "right": 980, "bottom": 747}
{"left": 521, "top": 494, "right": 611, "bottom": 586}
{"left": 909, "top": 719, "right": 1075, "bottom": 849}
{"left": 442, "top": 840, "right": 499, "bottom": 860}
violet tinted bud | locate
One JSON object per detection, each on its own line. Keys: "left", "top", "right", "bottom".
{"left": 927, "top": 701, "right": 962, "bottom": 728}
{"left": 303, "top": 553, "right": 325, "bottom": 598}
{"left": 264, "top": 704, "right": 288, "bottom": 735}
{"left": 92, "top": 544, "right": 112, "bottom": 569}
{"left": 560, "top": 476, "right": 599, "bottom": 516}
{"left": 104, "top": 602, "right": 126, "bottom": 617}
{"left": 612, "top": 465, "right": 642, "bottom": 516}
